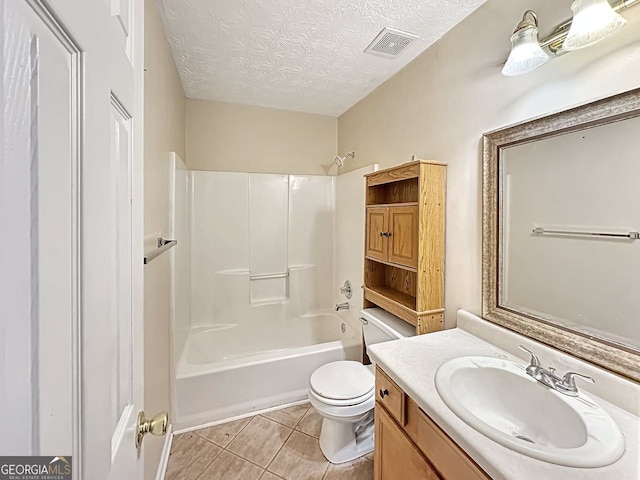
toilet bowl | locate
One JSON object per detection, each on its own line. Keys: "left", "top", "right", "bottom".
{"left": 308, "top": 308, "right": 415, "bottom": 464}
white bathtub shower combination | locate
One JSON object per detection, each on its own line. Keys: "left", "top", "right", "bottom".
{"left": 176, "top": 310, "right": 361, "bottom": 427}
{"left": 169, "top": 164, "right": 367, "bottom": 429}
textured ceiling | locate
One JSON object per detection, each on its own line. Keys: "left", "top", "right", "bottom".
{"left": 156, "top": 0, "right": 486, "bottom": 116}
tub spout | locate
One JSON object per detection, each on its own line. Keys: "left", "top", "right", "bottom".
{"left": 335, "top": 302, "right": 349, "bottom": 311}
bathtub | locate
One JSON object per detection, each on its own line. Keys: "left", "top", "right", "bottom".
{"left": 173, "top": 309, "right": 361, "bottom": 429}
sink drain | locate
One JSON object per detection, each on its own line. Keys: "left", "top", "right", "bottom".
{"left": 514, "top": 434, "right": 535, "bottom": 444}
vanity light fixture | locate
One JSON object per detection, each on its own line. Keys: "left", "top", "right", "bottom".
{"left": 563, "top": 0, "right": 627, "bottom": 50}
{"left": 501, "top": 0, "right": 639, "bottom": 76}
{"left": 502, "top": 10, "right": 549, "bottom": 76}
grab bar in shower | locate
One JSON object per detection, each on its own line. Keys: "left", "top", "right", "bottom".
{"left": 144, "top": 237, "right": 178, "bottom": 265}
{"left": 532, "top": 227, "right": 640, "bottom": 240}
{"left": 249, "top": 272, "right": 289, "bottom": 280}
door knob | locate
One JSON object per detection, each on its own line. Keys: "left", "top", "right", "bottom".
{"left": 136, "top": 411, "right": 168, "bottom": 448}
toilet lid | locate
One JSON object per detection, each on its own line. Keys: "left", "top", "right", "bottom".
{"left": 309, "top": 361, "right": 374, "bottom": 400}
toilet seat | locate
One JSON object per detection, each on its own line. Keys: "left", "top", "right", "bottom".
{"left": 309, "top": 361, "right": 374, "bottom": 404}
{"left": 309, "top": 385, "right": 374, "bottom": 407}
{"left": 309, "top": 387, "right": 375, "bottom": 420}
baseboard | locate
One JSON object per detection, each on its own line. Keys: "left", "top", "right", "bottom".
{"left": 173, "top": 391, "right": 310, "bottom": 433}
{"left": 155, "top": 423, "right": 174, "bottom": 480}
{"left": 173, "top": 399, "right": 310, "bottom": 435}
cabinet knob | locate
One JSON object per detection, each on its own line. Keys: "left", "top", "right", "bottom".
{"left": 380, "top": 232, "right": 384, "bottom": 237}
{"left": 379, "top": 388, "right": 389, "bottom": 398}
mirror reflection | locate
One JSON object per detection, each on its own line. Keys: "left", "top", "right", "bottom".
{"left": 500, "top": 116, "right": 640, "bottom": 350}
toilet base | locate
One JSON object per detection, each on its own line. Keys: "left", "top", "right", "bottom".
{"left": 318, "top": 411, "right": 374, "bottom": 464}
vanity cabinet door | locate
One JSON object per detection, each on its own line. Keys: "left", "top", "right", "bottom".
{"left": 405, "top": 398, "right": 492, "bottom": 480}
{"left": 375, "top": 403, "right": 441, "bottom": 480}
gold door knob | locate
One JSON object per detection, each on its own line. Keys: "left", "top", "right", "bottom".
{"left": 136, "top": 411, "right": 168, "bottom": 448}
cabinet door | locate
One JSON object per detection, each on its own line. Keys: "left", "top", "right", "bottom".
{"left": 388, "top": 206, "right": 419, "bottom": 268}
{"left": 375, "top": 403, "right": 441, "bottom": 480}
{"left": 366, "top": 207, "right": 389, "bottom": 261}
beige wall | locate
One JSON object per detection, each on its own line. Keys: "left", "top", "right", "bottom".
{"left": 186, "top": 99, "right": 338, "bottom": 175}
{"left": 338, "top": 0, "right": 640, "bottom": 329}
{"left": 143, "top": 1, "right": 186, "bottom": 478}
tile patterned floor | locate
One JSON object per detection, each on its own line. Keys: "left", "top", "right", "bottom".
{"left": 165, "top": 403, "right": 373, "bottom": 480}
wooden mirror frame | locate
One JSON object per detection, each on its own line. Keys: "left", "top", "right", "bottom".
{"left": 482, "top": 87, "right": 640, "bottom": 382}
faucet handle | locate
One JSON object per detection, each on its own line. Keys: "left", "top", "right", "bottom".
{"left": 518, "top": 345, "right": 540, "bottom": 367}
{"left": 556, "top": 372, "right": 595, "bottom": 396}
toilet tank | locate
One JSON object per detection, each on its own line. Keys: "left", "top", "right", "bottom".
{"left": 361, "top": 308, "right": 415, "bottom": 352}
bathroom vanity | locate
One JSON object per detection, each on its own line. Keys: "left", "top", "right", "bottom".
{"left": 368, "top": 310, "right": 640, "bottom": 480}
{"left": 374, "top": 366, "right": 489, "bottom": 480}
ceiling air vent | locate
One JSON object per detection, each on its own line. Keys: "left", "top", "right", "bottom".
{"left": 364, "top": 27, "right": 420, "bottom": 59}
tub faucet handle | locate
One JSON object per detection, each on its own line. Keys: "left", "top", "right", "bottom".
{"left": 340, "top": 280, "right": 353, "bottom": 299}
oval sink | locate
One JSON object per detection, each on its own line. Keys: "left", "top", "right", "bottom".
{"left": 435, "top": 356, "right": 624, "bottom": 467}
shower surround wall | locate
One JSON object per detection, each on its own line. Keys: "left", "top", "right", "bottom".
{"left": 172, "top": 169, "right": 360, "bottom": 428}
{"left": 189, "top": 172, "right": 335, "bottom": 329}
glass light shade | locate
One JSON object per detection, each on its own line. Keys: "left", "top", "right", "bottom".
{"left": 563, "top": 0, "right": 627, "bottom": 51}
{"left": 502, "top": 26, "right": 550, "bottom": 77}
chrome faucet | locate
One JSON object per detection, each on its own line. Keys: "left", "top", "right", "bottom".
{"left": 519, "top": 345, "right": 595, "bottom": 397}
{"left": 335, "top": 302, "right": 349, "bottom": 311}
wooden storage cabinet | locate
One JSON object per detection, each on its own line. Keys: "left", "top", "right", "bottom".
{"left": 364, "top": 160, "right": 446, "bottom": 334}
{"left": 374, "top": 367, "right": 492, "bottom": 480}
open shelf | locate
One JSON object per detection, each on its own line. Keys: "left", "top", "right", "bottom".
{"left": 364, "top": 286, "right": 417, "bottom": 326}
{"left": 365, "top": 256, "right": 418, "bottom": 273}
{"left": 366, "top": 285, "right": 416, "bottom": 310}
{"left": 366, "top": 177, "right": 419, "bottom": 206}
{"left": 364, "top": 258, "right": 418, "bottom": 325}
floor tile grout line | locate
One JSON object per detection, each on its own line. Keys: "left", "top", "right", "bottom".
{"left": 258, "top": 414, "right": 303, "bottom": 431}
{"left": 266, "top": 428, "right": 331, "bottom": 480}
{"left": 191, "top": 450, "right": 222, "bottom": 480}
{"left": 191, "top": 414, "right": 253, "bottom": 448}
{"left": 187, "top": 403, "right": 310, "bottom": 448}
{"left": 223, "top": 414, "right": 265, "bottom": 453}
{"left": 228, "top": 408, "right": 326, "bottom": 476}
{"left": 318, "top": 458, "right": 331, "bottom": 480}
{"left": 216, "top": 447, "right": 272, "bottom": 473}
{"left": 290, "top": 428, "right": 322, "bottom": 442}
{"left": 166, "top": 432, "right": 223, "bottom": 480}
{"left": 293, "top": 404, "right": 312, "bottom": 430}
{"left": 260, "top": 403, "right": 311, "bottom": 430}
{"left": 292, "top": 405, "right": 320, "bottom": 437}
{"left": 172, "top": 405, "right": 334, "bottom": 480}
{"left": 264, "top": 425, "right": 297, "bottom": 473}
{"left": 218, "top": 416, "right": 296, "bottom": 471}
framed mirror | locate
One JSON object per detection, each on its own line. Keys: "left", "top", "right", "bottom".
{"left": 482, "top": 88, "right": 640, "bottom": 381}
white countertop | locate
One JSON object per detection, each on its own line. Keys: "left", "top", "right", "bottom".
{"left": 367, "top": 311, "right": 640, "bottom": 480}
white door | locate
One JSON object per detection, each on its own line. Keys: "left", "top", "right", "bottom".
{"left": 0, "top": 1, "right": 144, "bottom": 479}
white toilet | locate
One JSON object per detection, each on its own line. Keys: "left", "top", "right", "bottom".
{"left": 308, "top": 308, "right": 415, "bottom": 464}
